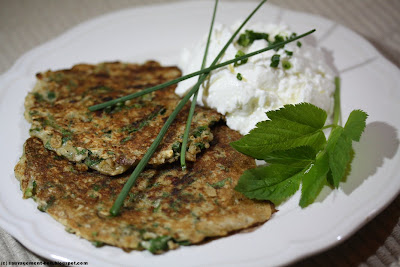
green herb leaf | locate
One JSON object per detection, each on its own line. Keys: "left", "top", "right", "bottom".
{"left": 232, "top": 102, "right": 368, "bottom": 208}
{"left": 262, "top": 146, "right": 316, "bottom": 167}
{"left": 299, "top": 152, "right": 330, "bottom": 208}
{"left": 235, "top": 163, "right": 304, "bottom": 204}
{"left": 326, "top": 127, "right": 352, "bottom": 188}
{"left": 326, "top": 110, "right": 367, "bottom": 187}
{"left": 230, "top": 103, "right": 327, "bottom": 159}
{"left": 343, "top": 110, "right": 368, "bottom": 141}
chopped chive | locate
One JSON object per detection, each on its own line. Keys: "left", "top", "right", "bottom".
{"left": 236, "top": 73, "right": 243, "bottom": 80}
{"left": 237, "top": 29, "right": 269, "bottom": 47}
{"left": 270, "top": 54, "right": 280, "bottom": 68}
{"left": 282, "top": 60, "right": 292, "bottom": 70}
{"left": 234, "top": 50, "right": 248, "bottom": 66}
{"left": 297, "top": 41, "right": 302, "bottom": 47}
{"left": 285, "top": 50, "right": 293, "bottom": 56}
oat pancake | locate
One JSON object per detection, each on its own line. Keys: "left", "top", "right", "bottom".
{"left": 25, "top": 61, "right": 222, "bottom": 175}
{"left": 15, "top": 125, "right": 274, "bottom": 253}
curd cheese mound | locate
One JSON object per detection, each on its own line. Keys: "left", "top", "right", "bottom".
{"left": 176, "top": 23, "right": 337, "bottom": 135}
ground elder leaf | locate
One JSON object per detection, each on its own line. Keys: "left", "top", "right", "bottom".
{"left": 299, "top": 152, "right": 330, "bottom": 208}
{"left": 263, "top": 146, "right": 316, "bottom": 167}
{"left": 326, "top": 127, "right": 352, "bottom": 188}
{"left": 267, "top": 103, "right": 327, "bottom": 129}
{"left": 235, "top": 163, "right": 306, "bottom": 205}
{"left": 230, "top": 103, "right": 327, "bottom": 159}
{"left": 344, "top": 110, "right": 368, "bottom": 141}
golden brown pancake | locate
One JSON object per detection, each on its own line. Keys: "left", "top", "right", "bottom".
{"left": 24, "top": 61, "right": 222, "bottom": 175}
{"left": 15, "top": 125, "right": 274, "bottom": 253}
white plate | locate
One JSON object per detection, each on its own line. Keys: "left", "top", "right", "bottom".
{"left": 0, "top": 1, "right": 399, "bottom": 266}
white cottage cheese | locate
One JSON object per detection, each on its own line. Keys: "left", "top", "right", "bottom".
{"left": 176, "top": 23, "right": 337, "bottom": 135}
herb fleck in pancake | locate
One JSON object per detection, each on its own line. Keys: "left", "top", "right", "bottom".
{"left": 15, "top": 126, "right": 274, "bottom": 253}
{"left": 25, "top": 61, "right": 222, "bottom": 175}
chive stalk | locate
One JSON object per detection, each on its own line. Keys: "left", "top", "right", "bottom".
{"left": 110, "top": 80, "right": 202, "bottom": 216}
{"left": 109, "top": 0, "right": 269, "bottom": 216}
{"left": 180, "top": 0, "right": 218, "bottom": 170}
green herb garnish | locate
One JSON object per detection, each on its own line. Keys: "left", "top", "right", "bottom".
{"left": 285, "top": 50, "right": 293, "bottom": 56}
{"left": 91, "top": 241, "right": 105, "bottom": 248}
{"left": 231, "top": 78, "right": 368, "bottom": 207}
{"left": 237, "top": 30, "right": 269, "bottom": 47}
{"left": 234, "top": 50, "right": 248, "bottom": 66}
{"left": 208, "top": 177, "right": 232, "bottom": 189}
{"left": 195, "top": 142, "right": 206, "bottom": 149}
{"left": 44, "top": 140, "right": 52, "bottom": 150}
{"left": 24, "top": 181, "right": 37, "bottom": 198}
{"left": 282, "top": 60, "right": 292, "bottom": 70}
{"left": 47, "top": 91, "right": 56, "bottom": 100}
{"left": 270, "top": 54, "right": 280, "bottom": 68}
{"left": 142, "top": 236, "right": 171, "bottom": 254}
{"left": 84, "top": 156, "right": 102, "bottom": 167}
{"left": 236, "top": 73, "right": 243, "bottom": 80}
{"left": 297, "top": 41, "right": 302, "bottom": 47}
{"left": 33, "top": 92, "right": 44, "bottom": 102}
{"left": 37, "top": 195, "right": 56, "bottom": 212}
{"left": 271, "top": 35, "right": 285, "bottom": 51}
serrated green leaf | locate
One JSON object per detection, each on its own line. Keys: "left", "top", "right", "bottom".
{"left": 230, "top": 103, "right": 327, "bottom": 159}
{"left": 263, "top": 146, "right": 316, "bottom": 167}
{"left": 299, "top": 152, "right": 330, "bottom": 208}
{"left": 343, "top": 110, "right": 368, "bottom": 141}
{"left": 235, "top": 163, "right": 305, "bottom": 205}
{"left": 267, "top": 103, "right": 327, "bottom": 129}
{"left": 326, "top": 127, "right": 352, "bottom": 188}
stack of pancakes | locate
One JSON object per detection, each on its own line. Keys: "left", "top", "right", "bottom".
{"left": 14, "top": 61, "right": 274, "bottom": 253}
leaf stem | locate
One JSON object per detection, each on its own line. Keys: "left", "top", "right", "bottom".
{"left": 322, "top": 124, "right": 337, "bottom": 130}
{"left": 180, "top": 0, "right": 218, "bottom": 170}
{"left": 333, "top": 76, "right": 341, "bottom": 126}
